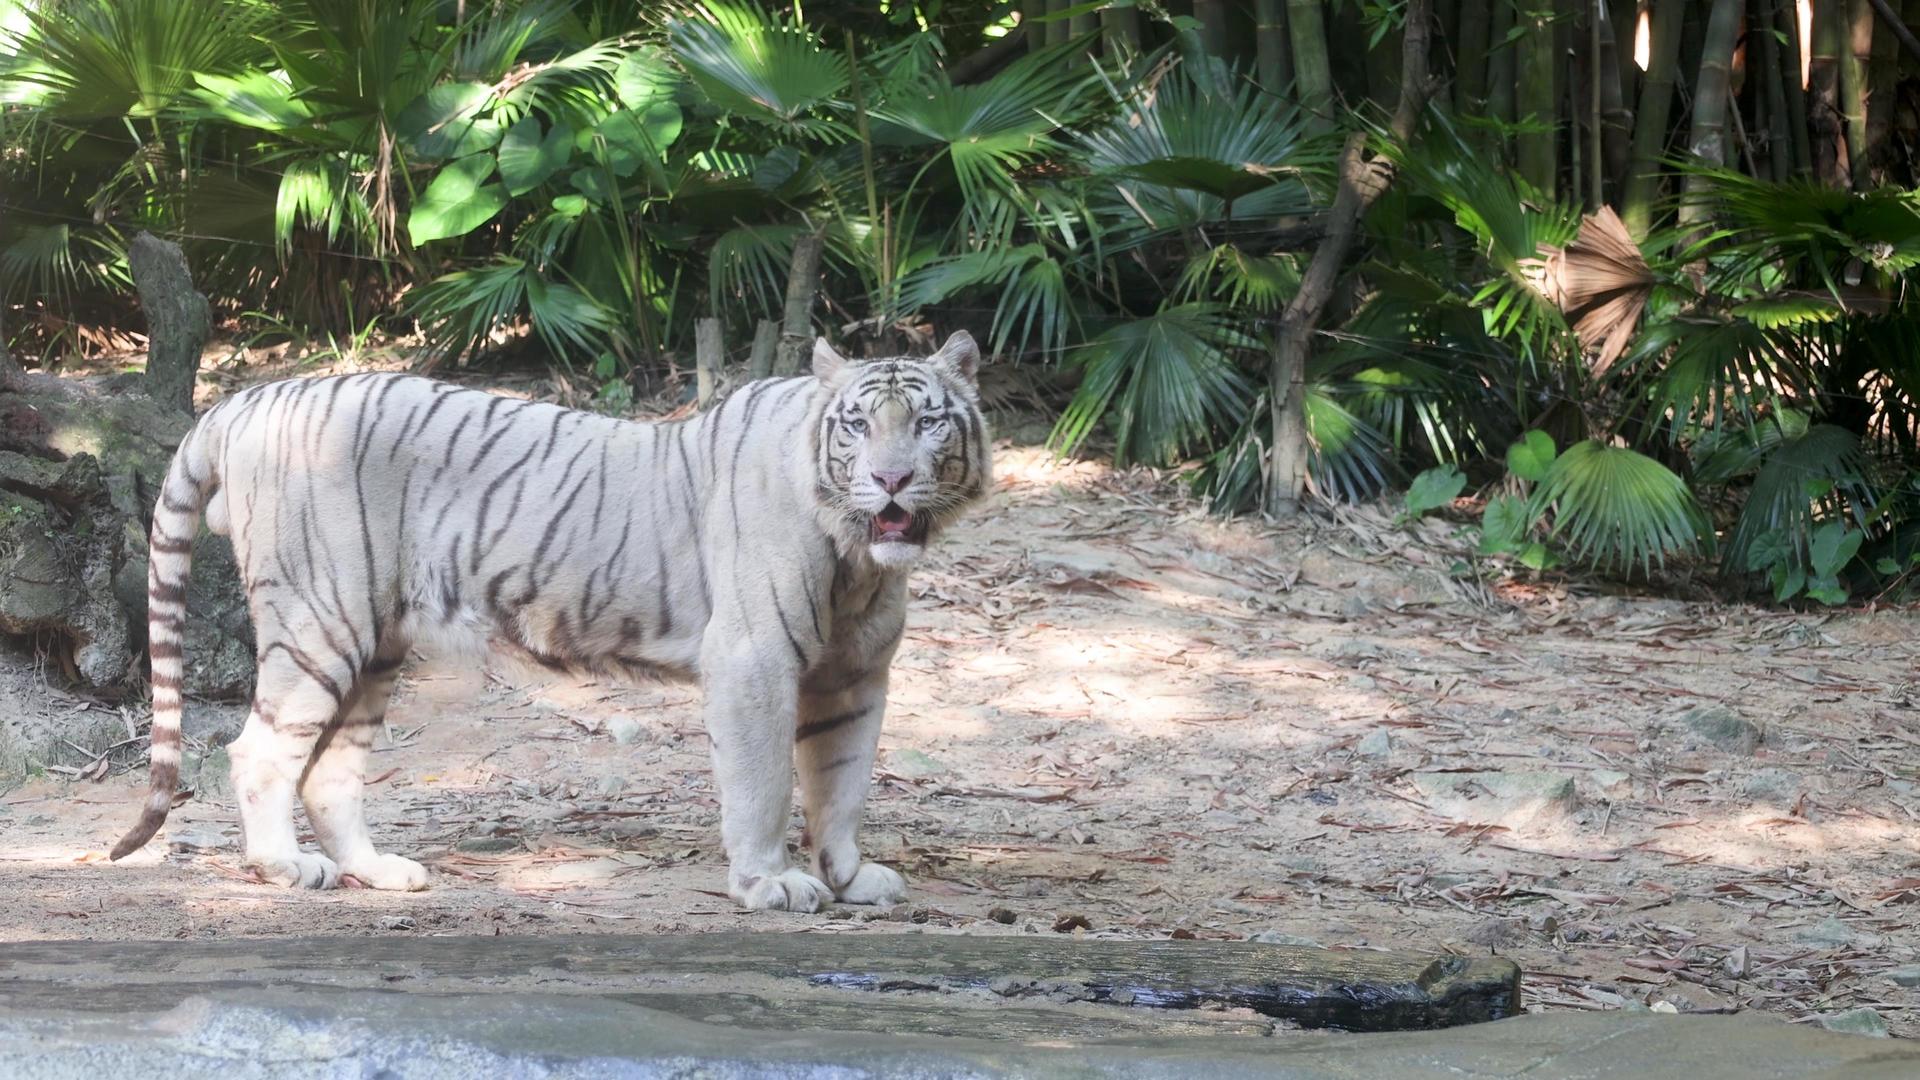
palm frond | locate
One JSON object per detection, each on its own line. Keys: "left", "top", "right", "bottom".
{"left": 666, "top": 1, "right": 849, "bottom": 140}
{"left": 1530, "top": 441, "right": 1712, "bottom": 574}
{"left": 9, "top": 0, "right": 270, "bottom": 118}
{"left": 1720, "top": 422, "right": 1881, "bottom": 574}
{"left": 1052, "top": 303, "right": 1255, "bottom": 467}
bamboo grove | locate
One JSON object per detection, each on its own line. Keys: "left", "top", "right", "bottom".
{"left": 0, "top": 1, "right": 1916, "bottom": 602}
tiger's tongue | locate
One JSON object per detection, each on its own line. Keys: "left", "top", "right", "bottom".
{"left": 872, "top": 505, "right": 913, "bottom": 541}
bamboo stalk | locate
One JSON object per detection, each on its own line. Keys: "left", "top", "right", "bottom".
{"left": 1678, "top": 0, "right": 1743, "bottom": 235}
{"left": 1784, "top": 0, "right": 1814, "bottom": 174}
{"left": 1596, "top": 0, "right": 1632, "bottom": 196}
{"left": 1588, "top": 3, "right": 1603, "bottom": 206}
{"left": 1100, "top": 5, "right": 1144, "bottom": 61}
{"left": 1021, "top": 0, "right": 1045, "bottom": 52}
{"left": 1044, "top": 0, "right": 1069, "bottom": 48}
{"left": 1867, "top": 0, "right": 1902, "bottom": 170}
{"left": 1488, "top": 0, "right": 1517, "bottom": 127}
{"left": 748, "top": 318, "right": 778, "bottom": 379}
{"left": 774, "top": 233, "right": 825, "bottom": 376}
{"left": 1455, "top": 0, "right": 1491, "bottom": 114}
{"left": 1194, "top": 0, "right": 1230, "bottom": 58}
{"left": 1811, "top": 0, "right": 1848, "bottom": 185}
{"left": 1255, "top": 0, "right": 1292, "bottom": 92}
{"left": 1621, "top": 0, "right": 1685, "bottom": 236}
{"left": 1759, "top": 0, "right": 1794, "bottom": 180}
{"left": 1288, "top": 0, "right": 1335, "bottom": 133}
{"left": 1842, "top": 0, "right": 1874, "bottom": 186}
{"left": 1517, "top": 3, "right": 1559, "bottom": 194}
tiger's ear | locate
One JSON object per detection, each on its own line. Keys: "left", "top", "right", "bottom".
{"left": 811, "top": 338, "right": 853, "bottom": 384}
{"left": 930, "top": 330, "right": 980, "bottom": 386}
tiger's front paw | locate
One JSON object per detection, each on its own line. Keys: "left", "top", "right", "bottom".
{"left": 247, "top": 851, "right": 340, "bottom": 889}
{"left": 341, "top": 853, "right": 429, "bottom": 891}
{"left": 835, "top": 862, "right": 907, "bottom": 906}
{"left": 734, "top": 868, "right": 833, "bottom": 912}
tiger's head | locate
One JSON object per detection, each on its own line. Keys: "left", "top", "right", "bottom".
{"left": 812, "top": 331, "right": 993, "bottom": 570}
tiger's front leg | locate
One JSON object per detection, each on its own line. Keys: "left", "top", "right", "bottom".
{"left": 796, "top": 668, "right": 905, "bottom": 906}
{"left": 700, "top": 632, "right": 833, "bottom": 913}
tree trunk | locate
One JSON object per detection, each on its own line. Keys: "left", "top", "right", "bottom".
{"left": 1265, "top": 0, "right": 1435, "bottom": 518}
{"left": 1621, "top": 0, "right": 1685, "bottom": 237}
{"left": 1517, "top": 3, "right": 1560, "bottom": 194}
{"left": 1676, "top": 0, "right": 1743, "bottom": 237}
{"left": 748, "top": 318, "right": 779, "bottom": 380}
{"left": 1842, "top": 0, "right": 1874, "bottom": 186}
{"left": 1455, "top": 0, "right": 1492, "bottom": 114}
{"left": 1811, "top": 0, "right": 1850, "bottom": 186}
{"left": 1288, "top": 0, "right": 1335, "bottom": 132}
{"left": 127, "top": 233, "right": 210, "bottom": 416}
{"left": 774, "top": 233, "right": 825, "bottom": 377}
{"left": 1255, "top": 0, "right": 1293, "bottom": 92}
{"left": 695, "top": 318, "right": 723, "bottom": 410}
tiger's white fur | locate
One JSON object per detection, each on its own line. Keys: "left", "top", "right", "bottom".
{"left": 111, "top": 332, "right": 991, "bottom": 912}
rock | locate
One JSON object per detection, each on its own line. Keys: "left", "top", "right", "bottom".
{"left": 165, "top": 828, "right": 226, "bottom": 853}
{"left": 456, "top": 835, "right": 520, "bottom": 854}
{"left": 181, "top": 746, "right": 232, "bottom": 800}
{"left": 602, "top": 820, "right": 658, "bottom": 840}
{"left": 1248, "top": 931, "right": 1323, "bottom": 948}
{"left": 1675, "top": 705, "right": 1764, "bottom": 754}
{"left": 886, "top": 749, "right": 947, "bottom": 779}
{"left": 605, "top": 716, "right": 644, "bottom": 745}
{"left": 1740, "top": 768, "right": 1801, "bottom": 805}
{"left": 1355, "top": 729, "right": 1393, "bottom": 759}
{"left": 0, "top": 455, "right": 131, "bottom": 687}
{"left": 1590, "top": 769, "right": 1633, "bottom": 797}
{"left": 1795, "top": 917, "right": 1858, "bottom": 949}
{"left": 986, "top": 906, "right": 1017, "bottom": 925}
{"left": 1051, "top": 914, "right": 1092, "bottom": 933}
{"left": 1886, "top": 965, "right": 1920, "bottom": 988}
{"left": 1817, "top": 1008, "right": 1890, "bottom": 1038}
{"left": 1412, "top": 770, "right": 1579, "bottom": 824}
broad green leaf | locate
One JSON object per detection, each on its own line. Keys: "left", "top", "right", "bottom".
{"left": 1505, "top": 430, "right": 1557, "bottom": 482}
{"left": 1530, "top": 442, "right": 1710, "bottom": 574}
{"left": 1479, "top": 494, "right": 1531, "bottom": 554}
{"left": 1771, "top": 562, "right": 1806, "bottom": 602}
{"left": 1404, "top": 465, "right": 1467, "bottom": 518}
{"left": 551, "top": 194, "right": 589, "bottom": 216}
{"left": 499, "top": 116, "right": 574, "bottom": 196}
{"left": 587, "top": 104, "right": 683, "bottom": 177}
{"left": 190, "top": 70, "right": 310, "bottom": 130}
{"left": 1876, "top": 557, "right": 1901, "bottom": 575}
{"left": 1808, "top": 521, "right": 1863, "bottom": 578}
{"left": 407, "top": 155, "right": 507, "bottom": 244}
{"left": 614, "top": 51, "right": 677, "bottom": 109}
{"left": 396, "top": 82, "right": 501, "bottom": 160}
{"left": 569, "top": 168, "right": 616, "bottom": 205}
{"left": 1804, "top": 575, "right": 1849, "bottom": 605}
{"left": 1745, "top": 528, "right": 1792, "bottom": 573}
{"left": 1518, "top": 543, "right": 1559, "bottom": 570}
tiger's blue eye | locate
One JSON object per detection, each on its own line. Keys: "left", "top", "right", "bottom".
{"left": 916, "top": 414, "right": 941, "bottom": 433}
{"left": 846, "top": 417, "right": 868, "bottom": 435}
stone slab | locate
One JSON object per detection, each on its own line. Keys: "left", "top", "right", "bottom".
{"left": 0, "top": 989, "right": 1913, "bottom": 1079}
{"left": 0, "top": 932, "right": 1519, "bottom": 1034}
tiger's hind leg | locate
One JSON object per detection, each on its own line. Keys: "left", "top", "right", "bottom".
{"left": 227, "top": 644, "right": 358, "bottom": 889}
{"left": 298, "top": 642, "right": 426, "bottom": 891}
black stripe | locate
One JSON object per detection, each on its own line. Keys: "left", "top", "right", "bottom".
{"left": 796, "top": 706, "right": 867, "bottom": 741}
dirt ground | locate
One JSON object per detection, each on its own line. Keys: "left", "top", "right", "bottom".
{"left": 1, "top": 363, "right": 1917, "bottom": 1036}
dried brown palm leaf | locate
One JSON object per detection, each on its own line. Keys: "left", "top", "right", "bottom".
{"left": 1522, "top": 206, "right": 1654, "bottom": 376}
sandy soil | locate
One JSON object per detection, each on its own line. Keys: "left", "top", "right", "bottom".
{"left": 2, "top": 392, "right": 1916, "bottom": 1034}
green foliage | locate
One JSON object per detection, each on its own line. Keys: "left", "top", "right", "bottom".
{"left": 1403, "top": 464, "right": 1466, "bottom": 519}
{"left": 1530, "top": 442, "right": 1710, "bottom": 575}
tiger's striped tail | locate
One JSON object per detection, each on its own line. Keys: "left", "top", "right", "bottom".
{"left": 110, "top": 428, "right": 212, "bottom": 861}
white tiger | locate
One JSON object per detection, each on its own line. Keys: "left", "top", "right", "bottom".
{"left": 110, "top": 332, "right": 992, "bottom": 912}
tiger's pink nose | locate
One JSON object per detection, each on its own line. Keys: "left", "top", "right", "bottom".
{"left": 872, "top": 469, "right": 914, "bottom": 494}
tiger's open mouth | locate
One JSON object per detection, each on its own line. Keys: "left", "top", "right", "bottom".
{"left": 869, "top": 503, "right": 929, "bottom": 545}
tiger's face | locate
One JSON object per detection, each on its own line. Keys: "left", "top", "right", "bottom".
{"left": 813, "top": 331, "right": 992, "bottom": 570}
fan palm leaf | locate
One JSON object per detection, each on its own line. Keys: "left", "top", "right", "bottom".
{"left": 1052, "top": 303, "right": 1254, "bottom": 467}
{"left": 1529, "top": 441, "right": 1712, "bottom": 574}
{"left": 666, "top": 2, "right": 849, "bottom": 140}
